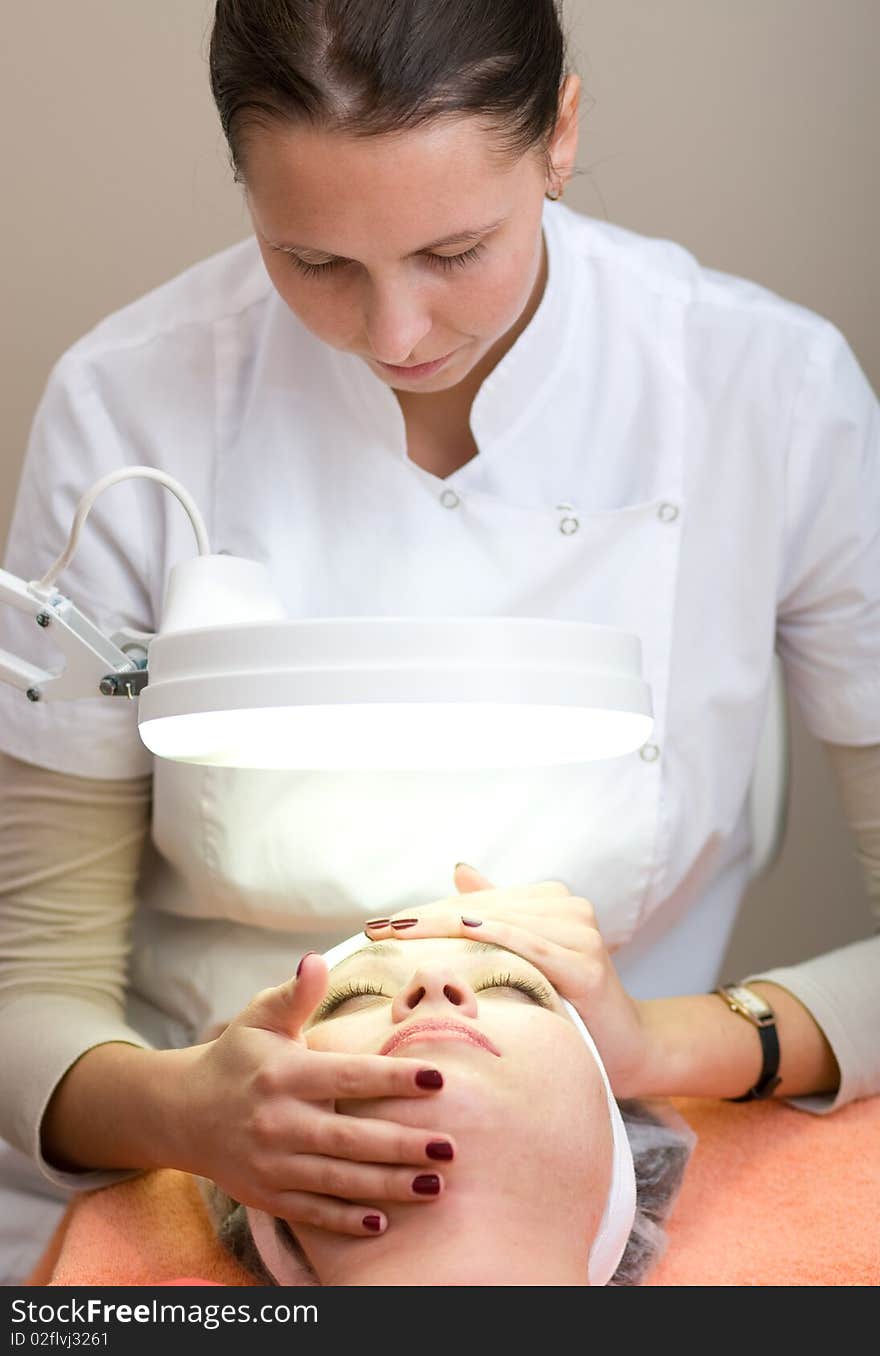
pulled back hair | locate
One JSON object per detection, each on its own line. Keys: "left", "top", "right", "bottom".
{"left": 200, "top": 1098, "right": 696, "bottom": 1287}
{"left": 209, "top": 0, "right": 568, "bottom": 181}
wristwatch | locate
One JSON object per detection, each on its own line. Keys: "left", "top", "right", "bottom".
{"left": 715, "top": 983, "right": 782, "bottom": 1101}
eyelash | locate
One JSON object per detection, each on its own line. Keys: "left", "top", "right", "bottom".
{"left": 314, "top": 970, "right": 552, "bottom": 1020}
{"left": 315, "top": 980, "right": 386, "bottom": 1020}
{"left": 288, "top": 243, "right": 486, "bottom": 279}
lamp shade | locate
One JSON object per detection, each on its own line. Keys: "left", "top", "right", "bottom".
{"left": 137, "top": 556, "right": 654, "bottom": 770}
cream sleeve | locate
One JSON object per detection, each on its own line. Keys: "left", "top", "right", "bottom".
{"left": 745, "top": 740, "right": 880, "bottom": 1114}
{"left": 0, "top": 749, "right": 156, "bottom": 1190}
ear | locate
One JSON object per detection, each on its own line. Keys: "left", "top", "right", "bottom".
{"left": 547, "top": 72, "right": 581, "bottom": 190}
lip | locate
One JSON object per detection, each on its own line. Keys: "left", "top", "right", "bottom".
{"left": 380, "top": 1019, "right": 501, "bottom": 1058}
{"left": 374, "top": 350, "right": 456, "bottom": 380}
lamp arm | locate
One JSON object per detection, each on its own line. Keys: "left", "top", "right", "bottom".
{"left": 0, "top": 567, "right": 152, "bottom": 703}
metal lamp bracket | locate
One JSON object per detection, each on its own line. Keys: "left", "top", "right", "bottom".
{"left": 0, "top": 567, "right": 152, "bottom": 703}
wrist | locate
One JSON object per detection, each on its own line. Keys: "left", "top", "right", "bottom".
{"left": 152, "top": 1043, "right": 210, "bottom": 1172}
{"left": 623, "top": 984, "right": 840, "bottom": 1101}
{"left": 41, "top": 1041, "right": 199, "bottom": 1175}
{"left": 624, "top": 994, "right": 765, "bottom": 1100}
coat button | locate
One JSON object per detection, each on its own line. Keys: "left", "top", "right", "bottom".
{"left": 440, "top": 489, "right": 460, "bottom": 509}
{"left": 557, "top": 502, "right": 580, "bottom": 535}
{"left": 658, "top": 502, "right": 679, "bottom": 523}
{"left": 639, "top": 743, "right": 660, "bottom": 762}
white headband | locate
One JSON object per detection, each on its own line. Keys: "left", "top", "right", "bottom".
{"left": 247, "top": 931, "right": 637, "bottom": 1286}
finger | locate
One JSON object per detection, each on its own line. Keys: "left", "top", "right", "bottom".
{"left": 364, "top": 912, "right": 470, "bottom": 940}
{"left": 365, "top": 911, "right": 583, "bottom": 951}
{"left": 289, "top": 1049, "right": 447, "bottom": 1101}
{"left": 298, "top": 1112, "right": 456, "bottom": 1167}
{"left": 525, "top": 880, "right": 572, "bottom": 898}
{"left": 272, "top": 1193, "right": 391, "bottom": 1237}
{"left": 241, "top": 952, "right": 330, "bottom": 1041}
{"left": 274, "top": 1158, "right": 446, "bottom": 1207}
{"left": 453, "top": 862, "right": 496, "bottom": 893}
{"left": 455, "top": 916, "right": 591, "bottom": 992}
{"left": 369, "top": 881, "right": 573, "bottom": 934}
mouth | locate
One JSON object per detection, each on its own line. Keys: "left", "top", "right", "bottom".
{"left": 380, "top": 1019, "right": 501, "bottom": 1058}
{"left": 374, "top": 350, "right": 456, "bottom": 379}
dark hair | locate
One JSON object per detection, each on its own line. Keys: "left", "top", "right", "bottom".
{"left": 209, "top": 0, "right": 568, "bottom": 181}
{"left": 199, "top": 1098, "right": 695, "bottom": 1287}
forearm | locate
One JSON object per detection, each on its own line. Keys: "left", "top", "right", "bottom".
{"left": 40, "top": 1039, "right": 201, "bottom": 1174}
{"left": 634, "top": 980, "right": 839, "bottom": 1101}
{"left": 0, "top": 750, "right": 161, "bottom": 1177}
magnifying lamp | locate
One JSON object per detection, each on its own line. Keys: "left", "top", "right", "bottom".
{"left": 0, "top": 468, "right": 654, "bottom": 770}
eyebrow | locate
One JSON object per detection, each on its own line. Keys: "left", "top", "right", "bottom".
{"left": 265, "top": 218, "right": 505, "bottom": 259}
{"left": 331, "top": 939, "right": 506, "bottom": 973}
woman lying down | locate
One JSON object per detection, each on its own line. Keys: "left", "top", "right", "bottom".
{"left": 200, "top": 912, "right": 695, "bottom": 1286}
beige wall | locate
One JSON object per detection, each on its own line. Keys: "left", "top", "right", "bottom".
{"left": 1, "top": 2, "right": 876, "bottom": 975}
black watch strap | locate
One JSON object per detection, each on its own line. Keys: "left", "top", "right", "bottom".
{"left": 728, "top": 1017, "right": 782, "bottom": 1102}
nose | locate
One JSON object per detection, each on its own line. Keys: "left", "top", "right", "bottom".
{"left": 363, "top": 275, "right": 433, "bottom": 366}
{"left": 390, "top": 963, "right": 480, "bottom": 1023}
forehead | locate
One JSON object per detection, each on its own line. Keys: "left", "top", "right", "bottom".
{"left": 244, "top": 120, "right": 527, "bottom": 256}
{"left": 246, "top": 117, "right": 512, "bottom": 199}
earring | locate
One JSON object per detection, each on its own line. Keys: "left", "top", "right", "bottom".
{"left": 546, "top": 183, "right": 564, "bottom": 202}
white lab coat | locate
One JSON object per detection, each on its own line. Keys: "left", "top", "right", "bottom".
{"left": 1, "top": 200, "right": 878, "bottom": 1056}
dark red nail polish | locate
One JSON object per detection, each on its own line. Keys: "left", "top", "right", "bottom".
{"left": 364, "top": 919, "right": 390, "bottom": 929}
{"left": 363, "top": 1214, "right": 383, "bottom": 1232}
{"left": 412, "top": 1174, "right": 441, "bottom": 1195}
{"left": 426, "top": 1140, "right": 454, "bottom": 1161}
{"left": 415, "top": 1069, "right": 443, "bottom": 1089}
{"left": 460, "top": 917, "right": 483, "bottom": 927}
{"left": 296, "top": 951, "right": 316, "bottom": 978}
{"left": 390, "top": 919, "right": 419, "bottom": 929}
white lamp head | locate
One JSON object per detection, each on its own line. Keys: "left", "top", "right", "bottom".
{"left": 137, "top": 555, "right": 653, "bottom": 770}
{"left": 0, "top": 469, "right": 653, "bottom": 770}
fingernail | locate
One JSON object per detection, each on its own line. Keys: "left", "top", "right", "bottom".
{"left": 364, "top": 919, "right": 390, "bottom": 930}
{"left": 426, "top": 1140, "right": 454, "bottom": 1161}
{"left": 415, "top": 1069, "right": 443, "bottom": 1089}
{"left": 296, "top": 951, "right": 316, "bottom": 978}
{"left": 412, "top": 1174, "right": 441, "bottom": 1195}
{"left": 455, "top": 861, "right": 475, "bottom": 870}
{"left": 460, "top": 917, "right": 482, "bottom": 927}
{"left": 390, "top": 918, "right": 419, "bottom": 930}
{"left": 363, "top": 1214, "right": 383, "bottom": 1232}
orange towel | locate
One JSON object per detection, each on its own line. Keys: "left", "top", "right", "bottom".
{"left": 28, "top": 1095, "right": 880, "bottom": 1287}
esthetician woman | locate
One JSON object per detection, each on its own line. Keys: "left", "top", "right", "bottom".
{"left": 0, "top": 0, "right": 878, "bottom": 1286}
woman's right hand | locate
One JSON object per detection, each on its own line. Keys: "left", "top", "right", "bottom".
{"left": 172, "top": 953, "right": 454, "bottom": 1237}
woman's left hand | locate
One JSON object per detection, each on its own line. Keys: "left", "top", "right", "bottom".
{"left": 363, "top": 865, "right": 654, "bottom": 1097}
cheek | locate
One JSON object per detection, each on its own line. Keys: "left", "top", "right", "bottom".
{"left": 264, "top": 258, "right": 360, "bottom": 347}
{"left": 305, "top": 1016, "right": 383, "bottom": 1055}
{"left": 457, "top": 244, "right": 540, "bottom": 337}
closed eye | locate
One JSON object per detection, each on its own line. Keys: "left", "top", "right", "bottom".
{"left": 311, "top": 967, "right": 555, "bottom": 1023}
{"left": 285, "top": 242, "right": 486, "bottom": 279}
{"left": 313, "top": 980, "right": 389, "bottom": 1021}
{"left": 474, "top": 972, "right": 554, "bottom": 1007}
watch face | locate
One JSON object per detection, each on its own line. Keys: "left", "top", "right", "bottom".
{"left": 728, "top": 985, "right": 772, "bottom": 1020}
